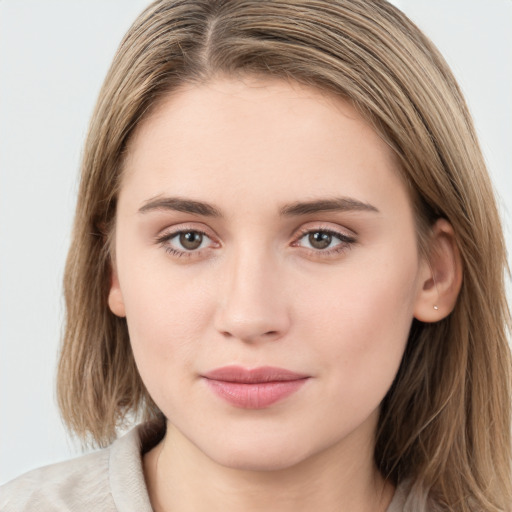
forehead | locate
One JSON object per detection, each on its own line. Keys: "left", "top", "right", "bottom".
{"left": 120, "top": 76, "right": 410, "bottom": 219}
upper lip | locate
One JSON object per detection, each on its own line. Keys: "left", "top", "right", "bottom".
{"left": 202, "top": 365, "right": 309, "bottom": 383}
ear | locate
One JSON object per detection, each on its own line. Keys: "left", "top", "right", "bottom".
{"left": 108, "top": 263, "right": 126, "bottom": 318}
{"left": 414, "top": 218, "right": 463, "bottom": 323}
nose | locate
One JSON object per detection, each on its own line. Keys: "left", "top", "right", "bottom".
{"left": 214, "top": 247, "right": 291, "bottom": 343}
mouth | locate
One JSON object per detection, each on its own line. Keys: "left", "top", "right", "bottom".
{"left": 201, "top": 365, "right": 310, "bottom": 409}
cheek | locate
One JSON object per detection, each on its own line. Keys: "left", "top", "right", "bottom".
{"left": 119, "top": 262, "right": 216, "bottom": 384}
{"left": 300, "top": 250, "right": 419, "bottom": 404}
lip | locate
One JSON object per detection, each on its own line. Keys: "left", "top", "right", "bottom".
{"left": 202, "top": 366, "right": 310, "bottom": 409}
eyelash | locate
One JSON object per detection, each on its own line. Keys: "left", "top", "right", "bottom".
{"left": 292, "top": 226, "right": 356, "bottom": 257}
{"left": 155, "top": 225, "right": 356, "bottom": 259}
{"left": 155, "top": 226, "right": 215, "bottom": 259}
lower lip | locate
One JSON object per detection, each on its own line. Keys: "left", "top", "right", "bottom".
{"left": 204, "top": 379, "right": 308, "bottom": 409}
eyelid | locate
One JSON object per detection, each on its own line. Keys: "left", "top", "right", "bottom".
{"left": 154, "top": 221, "right": 357, "bottom": 260}
{"left": 155, "top": 223, "right": 221, "bottom": 258}
{"left": 290, "top": 223, "right": 357, "bottom": 256}
{"left": 292, "top": 222, "right": 357, "bottom": 241}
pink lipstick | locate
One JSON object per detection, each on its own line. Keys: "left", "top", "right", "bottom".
{"left": 202, "top": 366, "right": 309, "bottom": 409}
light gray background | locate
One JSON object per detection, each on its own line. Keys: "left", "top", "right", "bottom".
{"left": 1, "top": 0, "right": 511, "bottom": 484}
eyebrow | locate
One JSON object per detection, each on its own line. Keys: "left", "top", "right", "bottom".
{"left": 139, "top": 197, "right": 222, "bottom": 217}
{"left": 279, "top": 197, "right": 379, "bottom": 216}
{"left": 138, "top": 195, "right": 379, "bottom": 217}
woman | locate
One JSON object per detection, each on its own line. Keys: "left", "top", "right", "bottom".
{"left": 1, "top": 0, "right": 510, "bottom": 511}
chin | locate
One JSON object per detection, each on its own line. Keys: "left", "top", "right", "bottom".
{"left": 211, "top": 444, "right": 311, "bottom": 473}
{"left": 195, "top": 427, "right": 332, "bottom": 473}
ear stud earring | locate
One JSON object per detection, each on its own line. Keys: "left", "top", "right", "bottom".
{"left": 427, "top": 260, "right": 440, "bottom": 313}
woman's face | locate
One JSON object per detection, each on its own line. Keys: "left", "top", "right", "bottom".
{"left": 110, "top": 77, "right": 429, "bottom": 471}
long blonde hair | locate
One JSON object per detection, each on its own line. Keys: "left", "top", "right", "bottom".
{"left": 58, "top": 1, "right": 511, "bottom": 510}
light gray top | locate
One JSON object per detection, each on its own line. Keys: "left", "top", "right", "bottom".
{"left": 0, "top": 423, "right": 407, "bottom": 511}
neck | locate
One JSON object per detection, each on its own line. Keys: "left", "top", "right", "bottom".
{"left": 143, "top": 421, "right": 394, "bottom": 512}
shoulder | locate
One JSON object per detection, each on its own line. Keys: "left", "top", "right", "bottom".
{"left": 0, "top": 424, "right": 157, "bottom": 512}
{"left": 0, "top": 447, "right": 112, "bottom": 512}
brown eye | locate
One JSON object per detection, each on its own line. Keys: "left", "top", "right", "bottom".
{"left": 179, "top": 231, "right": 203, "bottom": 250}
{"left": 295, "top": 228, "right": 355, "bottom": 255}
{"left": 158, "top": 228, "right": 216, "bottom": 257}
{"left": 308, "top": 232, "right": 332, "bottom": 249}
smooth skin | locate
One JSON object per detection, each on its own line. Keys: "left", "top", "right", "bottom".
{"left": 108, "top": 76, "right": 462, "bottom": 512}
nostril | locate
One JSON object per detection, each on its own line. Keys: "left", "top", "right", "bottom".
{"left": 219, "top": 328, "right": 282, "bottom": 343}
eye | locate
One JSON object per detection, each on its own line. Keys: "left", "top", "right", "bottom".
{"left": 294, "top": 228, "right": 356, "bottom": 254}
{"left": 156, "top": 228, "right": 217, "bottom": 257}
{"left": 305, "top": 231, "right": 336, "bottom": 250}
{"left": 175, "top": 231, "right": 206, "bottom": 251}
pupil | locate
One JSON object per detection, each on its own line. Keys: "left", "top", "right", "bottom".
{"left": 180, "top": 231, "right": 203, "bottom": 250}
{"left": 309, "top": 232, "right": 331, "bottom": 249}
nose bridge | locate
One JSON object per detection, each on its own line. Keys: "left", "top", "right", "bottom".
{"left": 215, "top": 241, "right": 290, "bottom": 342}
